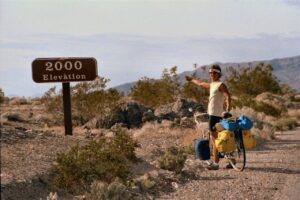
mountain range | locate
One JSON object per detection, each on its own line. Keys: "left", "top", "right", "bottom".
{"left": 114, "top": 55, "right": 300, "bottom": 95}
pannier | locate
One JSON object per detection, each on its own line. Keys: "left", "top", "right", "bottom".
{"left": 215, "top": 130, "right": 236, "bottom": 153}
{"left": 242, "top": 130, "right": 257, "bottom": 150}
{"left": 220, "top": 120, "right": 238, "bottom": 131}
{"left": 220, "top": 115, "right": 253, "bottom": 131}
{"left": 195, "top": 139, "right": 210, "bottom": 160}
{"left": 238, "top": 115, "right": 253, "bottom": 130}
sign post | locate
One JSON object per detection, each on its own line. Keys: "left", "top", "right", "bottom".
{"left": 32, "top": 57, "right": 98, "bottom": 135}
{"left": 62, "top": 82, "right": 72, "bottom": 135}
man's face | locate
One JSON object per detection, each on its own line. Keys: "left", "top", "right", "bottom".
{"left": 209, "top": 71, "right": 220, "bottom": 81}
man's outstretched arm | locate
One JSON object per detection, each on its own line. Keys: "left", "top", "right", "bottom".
{"left": 185, "top": 76, "right": 210, "bottom": 89}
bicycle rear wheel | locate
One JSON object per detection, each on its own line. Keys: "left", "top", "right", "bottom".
{"left": 228, "top": 131, "right": 246, "bottom": 171}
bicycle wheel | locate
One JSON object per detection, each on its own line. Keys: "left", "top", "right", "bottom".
{"left": 228, "top": 131, "right": 246, "bottom": 171}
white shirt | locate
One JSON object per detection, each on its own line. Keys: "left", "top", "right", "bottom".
{"left": 208, "top": 81, "right": 224, "bottom": 117}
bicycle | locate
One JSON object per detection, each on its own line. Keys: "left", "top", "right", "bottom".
{"left": 194, "top": 112, "right": 246, "bottom": 172}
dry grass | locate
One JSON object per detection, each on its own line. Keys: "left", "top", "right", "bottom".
{"left": 134, "top": 121, "right": 209, "bottom": 147}
{"left": 272, "top": 117, "right": 298, "bottom": 131}
{"left": 230, "top": 107, "right": 278, "bottom": 140}
{"left": 231, "top": 106, "right": 276, "bottom": 125}
{"left": 133, "top": 121, "right": 177, "bottom": 140}
{"left": 251, "top": 126, "right": 274, "bottom": 141}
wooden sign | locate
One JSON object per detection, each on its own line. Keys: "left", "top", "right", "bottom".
{"left": 32, "top": 57, "right": 97, "bottom": 83}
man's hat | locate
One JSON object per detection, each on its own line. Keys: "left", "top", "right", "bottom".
{"left": 209, "top": 64, "right": 221, "bottom": 74}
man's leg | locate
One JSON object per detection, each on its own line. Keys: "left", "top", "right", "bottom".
{"left": 207, "top": 115, "right": 221, "bottom": 170}
{"left": 211, "top": 131, "right": 219, "bottom": 164}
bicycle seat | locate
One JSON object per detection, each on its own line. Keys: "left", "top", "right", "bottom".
{"left": 222, "top": 112, "right": 232, "bottom": 119}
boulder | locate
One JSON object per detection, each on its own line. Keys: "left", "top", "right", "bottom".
{"left": 122, "top": 102, "right": 148, "bottom": 128}
{"left": 155, "top": 98, "right": 205, "bottom": 121}
{"left": 83, "top": 98, "right": 205, "bottom": 129}
{"left": 9, "top": 97, "right": 29, "bottom": 105}
{"left": 83, "top": 101, "right": 150, "bottom": 129}
{"left": 2, "top": 112, "right": 24, "bottom": 122}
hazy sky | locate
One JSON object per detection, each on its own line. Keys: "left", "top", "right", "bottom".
{"left": 0, "top": 0, "right": 300, "bottom": 96}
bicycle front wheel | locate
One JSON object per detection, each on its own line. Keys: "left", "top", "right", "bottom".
{"left": 229, "top": 132, "right": 246, "bottom": 171}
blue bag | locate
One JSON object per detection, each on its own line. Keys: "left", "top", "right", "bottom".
{"left": 195, "top": 139, "right": 210, "bottom": 160}
{"left": 220, "top": 120, "right": 238, "bottom": 131}
{"left": 237, "top": 115, "right": 253, "bottom": 130}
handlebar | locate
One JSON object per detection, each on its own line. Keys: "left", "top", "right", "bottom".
{"left": 193, "top": 112, "right": 208, "bottom": 126}
{"left": 193, "top": 111, "right": 233, "bottom": 130}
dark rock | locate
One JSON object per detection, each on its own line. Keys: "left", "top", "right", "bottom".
{"left": 142, "top": 109, "right": 156, "bottom": 122}
{"left": 83, "top": 99, "right": 205, "bottom": 129}
{"left": 154, "top": 98, "right": 205, "bottom": 121}
{"left": 5, "top": 113, "right": 24, "bottom": 122}
{"left": 84, "top": 101, "right": 150, "bottom": 129}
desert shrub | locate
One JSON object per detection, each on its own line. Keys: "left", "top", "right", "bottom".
{"left": 130, "top": 67, "right": 180, "bottom": 108}
{"left": 42, "top": 86, "right": 63, "bottom": 117}
{"left": 42, "top": 77, "right": 122, "bottom": 125}
{"left": 182, "top": 83, "right": 209, "bottom": 105}
{"left": 52, "top": 128, "right": 140, "bottom": 193}
{"left": 71, "top": 77, "right": 122, "bottom": 124}
{"left": 158, "top": 146, "right": 187, "bottom": 174}
{"left": 273, "top": 118, "right": 298, "bottom": 131}
{"left": 86, "top": 178, "right": 131, "bottom": 200}
{"left": 226, "top": 63, "right": 282, "bottom": 97}
{"left": 280, "top": 84, "right": 298, "bottom": 102}
{"left": 233, "top": 96, "right": 282, "bottom": 117}
{"left": 261, "top": 124, "right": 276, "bottom": 140}
{"left": 0, "top": 88, "right": 5, "bottom": 104}
{"left": 252, "top": 102, "right": 282, "bottom": 117}
{"left": 182, "top": 65, "right": 209, "bottom": 105}
{"left": 226, "top": 63, "right": 286, "bottom": 116}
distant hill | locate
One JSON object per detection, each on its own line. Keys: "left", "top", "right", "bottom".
{"left": 114, "top": 55, "right": 300, "bottom": 95}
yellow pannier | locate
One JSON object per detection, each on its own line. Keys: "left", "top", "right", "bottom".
{"left": 242, "top": 130, "right": 257, "bottom": 150}
{"left": 215, "top": 130, "right": 236, "bottom": 153}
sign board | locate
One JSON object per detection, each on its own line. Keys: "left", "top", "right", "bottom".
{"left": 32, "top": 57, "right": 98, "bottom": 83}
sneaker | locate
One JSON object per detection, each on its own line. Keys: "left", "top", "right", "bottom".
{"left": 206, "top": 162, "right": 219, "bottom": 170}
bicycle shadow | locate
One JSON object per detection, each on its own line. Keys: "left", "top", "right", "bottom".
{"left": 198, "top": 176, "right": 236, "bottom": 181}
{"left": 250, "top": 139, "right": 300, "bottom": 152}
{"left": 246, "top": 166, "right": 300, "bottom": 175}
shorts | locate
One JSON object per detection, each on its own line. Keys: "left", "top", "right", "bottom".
{"left": 209, "top": 115, "right": 222, "bottom": 132}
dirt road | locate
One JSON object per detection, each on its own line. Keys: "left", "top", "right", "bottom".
{"left": 158, "top": 127, "right": 300, "bottom": 200}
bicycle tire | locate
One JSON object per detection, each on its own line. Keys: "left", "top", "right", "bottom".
{"left": 229, "top": 130, "right": 246, "bottom": 171}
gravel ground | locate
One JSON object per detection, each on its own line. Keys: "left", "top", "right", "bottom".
{"left": 158, "top": 127, "right": 300, "bottom": 200}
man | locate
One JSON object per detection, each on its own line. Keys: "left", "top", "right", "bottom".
{"left": 186, "top": 64, "right": 231, "bottom": 170}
